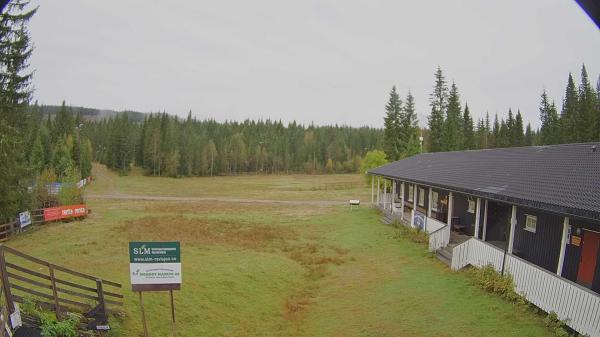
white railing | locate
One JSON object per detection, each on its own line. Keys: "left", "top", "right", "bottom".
{"left": 425, "top": 217, "right": 446, "bottom": 234}
{"left": 428, "top": 220, "right": 450, "bottom": 252}
{"left": 451, "top": 238, "right": 600, "bottom": 337}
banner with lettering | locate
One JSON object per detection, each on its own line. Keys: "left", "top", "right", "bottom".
{"left": 43, "top": 204, "right": 87, "bottom": 221}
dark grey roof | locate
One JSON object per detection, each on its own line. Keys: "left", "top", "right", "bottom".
{"left": 369, "top": 143, "right": 600, "bottom": 221}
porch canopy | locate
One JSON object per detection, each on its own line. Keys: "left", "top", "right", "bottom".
{"left": 368, "top": 143, "right": 600, "bottom": 222}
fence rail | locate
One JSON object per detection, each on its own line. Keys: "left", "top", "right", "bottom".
{"left": 0, "top": 245, "right": 122, "bottom": 321}
{"left": 450, "top": 238, "right": 600, "bottom": 337}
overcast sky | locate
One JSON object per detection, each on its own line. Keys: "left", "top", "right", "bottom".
{"left": 28, "top": 0, "right": 599, "bottom": 128}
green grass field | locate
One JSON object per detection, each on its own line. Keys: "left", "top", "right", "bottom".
{"left": 5, "top": 165, "right": 554, "bottom": 336}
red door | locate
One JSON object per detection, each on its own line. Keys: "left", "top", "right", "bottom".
{"left": 577, "top": 231, "right": 600, "bottom": 286}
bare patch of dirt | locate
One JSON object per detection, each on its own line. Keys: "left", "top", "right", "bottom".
{"left": 142, "top": 201, "right": 275, "bottom": 214}
{"left": 280, "top": 242, "right": 350, "bottom": 323}
{"left": 119, "top": 216, "right": 296, "bottom": 249}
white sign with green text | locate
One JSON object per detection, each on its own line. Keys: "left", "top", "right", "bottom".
{"left": 129, "top": 241, "right": 181, "bottom": 291}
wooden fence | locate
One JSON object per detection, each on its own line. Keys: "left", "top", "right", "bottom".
{"left": 0, "top": 245, "right": 123, "bottom": 322}
{"left": 0, "top": 208, "right": 65, "bottom": 243}
{"left": 451, "top": 238, "right": 600, "bottom": 337}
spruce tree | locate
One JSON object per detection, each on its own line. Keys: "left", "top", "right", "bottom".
{"left": 577, "top": 64, "right": 597, "bottom": 142}
{"left": 0, "top": 0, "right": 36, "bottom": 219}
{"left": 383, "top": 86, "right": 402, "bottom": 160}
{"left": 525, "top": 123, "right": 534, "bottom": 146}
{"left": 514, "top": 110, "right": 525, "bottom": 146}
{"left": 443, "top": 82, "right": 463, "bottom": 151}
{"left": 561, "top": 73, "right": 578, "bottom": 142}
{"left": 399, "top": 90, "right": 419, "bottom": 157}
{"left": 462, "top": 103, "right": 475, "bottom": 150}
{"left": 491, "top": 114, "right": 500, "bottom": 148}
{"left": 539, "top": 90, "right": 561, "bottom": 144}
{"left": 428, "top": 67, "right": 447, "bottom": 152}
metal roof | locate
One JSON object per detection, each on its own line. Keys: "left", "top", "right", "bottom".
{"left": 368, "top": 143, "right": 600, "bottom": 222}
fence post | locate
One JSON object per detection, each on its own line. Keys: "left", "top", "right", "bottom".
{"left": 96, "top": 279, "right": 106, "bottom": 318}
{"left": 0, "top": 247, "right": 15, "bottom": 314}
{"left": 48, "top": 265, "right": 61, "bottom": 319}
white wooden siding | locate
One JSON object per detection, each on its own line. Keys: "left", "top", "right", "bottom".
{"left": 428, "top": 218, "right": 449, "bottom": 252}
{"left": 451, "top": 238, "right": 600, "bottom": 337}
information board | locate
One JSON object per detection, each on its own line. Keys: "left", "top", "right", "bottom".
{"left": 129, "top": 242, "right": 181, "bottom": 291}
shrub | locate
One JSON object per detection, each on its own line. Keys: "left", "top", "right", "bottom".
{"left": 465, "top": 265, "right": 523, "bottom": 303}
{"left": 20, "top": 298, "right": 80, "bottom": 337}
{"left": 40, "top": 313, "right": 80, "bottom": 337}
{"left": 393, "top": 222, "right": 429, "bottom": 245}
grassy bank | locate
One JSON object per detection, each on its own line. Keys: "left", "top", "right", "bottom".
{"left": 5, "top": 165, "right": 554, "bottom": 336}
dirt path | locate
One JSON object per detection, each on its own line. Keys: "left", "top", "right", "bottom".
{"left": 86, "top": 193, "right": 346, "bottom": 206}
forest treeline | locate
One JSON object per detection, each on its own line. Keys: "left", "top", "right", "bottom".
{"left": 1, "top": 0, "right": 599, "bottom": 222}
{"left": 82, "top": 114, "right": 383, "bottom": 176}
{"left": 381, "top": 65, "right": 600, "bottom": 162}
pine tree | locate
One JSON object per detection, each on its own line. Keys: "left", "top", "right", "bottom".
{"left": 428, "top": 67, "right": 447, "bottom": 152}
{"left": 383, "top": 86, "right": 402, "bottom": 160}
{"left": 443, "top": 82, "right": 463, "bottom": 151}
{"left": 462, "top": 103, "right": 475, "bottom": 150}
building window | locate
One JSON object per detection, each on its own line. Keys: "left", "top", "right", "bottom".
{"left": 431, "top": 191, "right": 439, "bottom": 211}
{"left": 418, "top": 188, "right": 425, "bottom": 206}
{"left": 467, "top": 199, "right": 476, "bottom": 213}
{"left": 525, "top": 215, "right": 537, "bottom": 233}
{"left": 408, "top": 185, "right": 414, "bottom": 202}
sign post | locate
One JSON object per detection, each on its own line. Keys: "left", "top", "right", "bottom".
{"left": 129, "top": 242, "right": 181, "bottom": 337}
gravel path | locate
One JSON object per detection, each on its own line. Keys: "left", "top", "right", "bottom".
{"left": 87, "top": 193, "right": 346, "bottom": 206}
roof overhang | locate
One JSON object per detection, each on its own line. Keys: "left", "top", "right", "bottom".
{"left": 369, "top": 171, "right": 600, "bottom": 224}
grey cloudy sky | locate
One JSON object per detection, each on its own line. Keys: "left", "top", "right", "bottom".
{"left": 28, "top": 0, "right": 599, "bottom": 128}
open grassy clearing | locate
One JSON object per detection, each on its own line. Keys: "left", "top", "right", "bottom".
{"left": 5, "top": 166, "right": 554, "bottom": 336}
{"left": 87, "top": 164, "right": 371, "bottom": 202}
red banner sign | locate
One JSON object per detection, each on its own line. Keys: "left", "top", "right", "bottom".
{"left": 43, "top": 204, "right": 87, "bottom": 222}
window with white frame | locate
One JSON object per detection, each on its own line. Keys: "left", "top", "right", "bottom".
{"left": 418, "top": 188, "right": 425, "bottom": 206}
{"left": 431, "top": 191, "right": 439, "bottom": 211}
{"left": 408, "top": 185, "right": 414, "bottom": 202}
{"left": 467, "top": 199, "right": 476, "bottom": 213}
{"left": 525, "top": 214, "right": 537, "bottom": 233}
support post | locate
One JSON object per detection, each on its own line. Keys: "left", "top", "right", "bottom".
{"left": 411, "top": 184, "right": 417, "bottom": 227}
{"left": 376, "top": 177, "right": 380, "bottom": 206}
{"left": 391, "top": 181, "right": 396, "bottom": 213}
{"left": 400, "top": 182, "right": 405, "bottom": 220}
{"left": 427, "top": 187, "right": 433, "bottom": 218}
{"left": 482, "top": 200, "right": 488, "bottom": 241}
{"left": 371, "top": 176, "right": 374, "bottom": 205}
{"left": 557, "top": 217, "right": 569, "bottom": 276}
{"left": 170, "top": 290, "right": 177, "bottom": 337}
{"left": 49, "top": 265, "right": 61, "bottom": 319}
{"left": 139, "top": 292, "right": 149, "bottom": 337}
{"left": 508, "top": 205, "right": 517, "bottom": 254}
{"left": 474, "top": 198, "right": 481, "bottom": 239}
{"left": 383, "top": 180, "right": 387, "bottom": 210}
{"left": 447, "top": 192, "right": 454, "bottom": 226}
{"left": 0, "top": 248, "right": 15, "bottom": 314}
